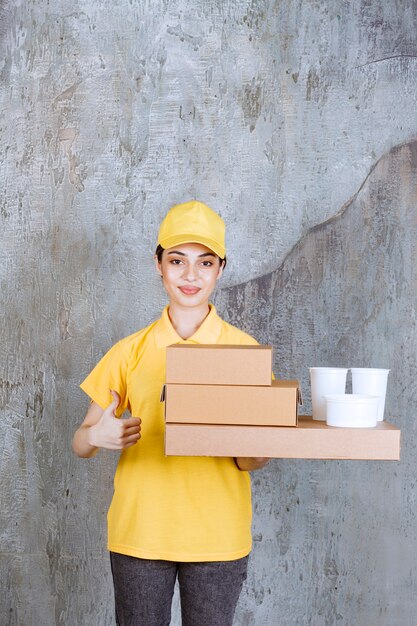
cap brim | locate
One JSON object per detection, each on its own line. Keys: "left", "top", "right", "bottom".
{"left": 158, "top": 234, "right": 225, "bottom": 258}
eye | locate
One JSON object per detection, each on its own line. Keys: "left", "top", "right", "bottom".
{"left": 170, "top": 259, "right": 183, "bottom": 265}
{"left": 201, "top": 261, "right": 214, "bottom": 267}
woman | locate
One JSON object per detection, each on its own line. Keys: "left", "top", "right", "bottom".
{"left": 72, "top": 200, "right": 269, "bottom": 625}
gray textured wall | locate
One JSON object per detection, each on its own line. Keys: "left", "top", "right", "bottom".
{"left": 1, "top": 1, "right": 416, "bottom": 625}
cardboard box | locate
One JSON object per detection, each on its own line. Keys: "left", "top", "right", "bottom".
{"left": 165, "top": 416, "right": 401, "bottom": 460}
{"left": 166, "top": 344, "right": 272, "bottom": 386}
{"left": 163, "top": 380, "right": 301, "bottom": 427}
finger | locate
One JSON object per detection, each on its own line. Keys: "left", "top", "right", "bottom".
{"left": 117, "top": 429, "right": 141, "bottom": 442}
{"left": 122, "top": 440, "right": 140, "bottom": 449}
{"left": 123, "top": 425, "right": 141, "bottom": 435}
{"left": 123, "top": 417, "right": 141, "bottom": 426}
{"left": 124, "top": 432, "right": 141, "bottom": 444}
{"left": 109, "top": 389, "right": 121, "bottom": 415}
{"left": 120, "top": 435, "right": 141, "bottom": 448}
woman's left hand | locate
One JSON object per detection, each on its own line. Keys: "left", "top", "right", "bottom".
{"left": 234, "top": 457, "right": 270, "bottom": 471}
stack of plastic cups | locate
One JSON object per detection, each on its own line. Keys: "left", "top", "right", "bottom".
{"left": 309, "top": 367, "right": 349, "bottom": 421}
{"left": 350, "top": 368, "right": 390, "bottom": 422}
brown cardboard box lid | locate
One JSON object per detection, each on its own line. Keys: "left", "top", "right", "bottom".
{"left": 166, "top": 343, "right": 273, "bottom": 386}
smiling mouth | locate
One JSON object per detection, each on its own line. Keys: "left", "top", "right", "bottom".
{"left": 178, "top": 286, "right": 201, "bottom": 295}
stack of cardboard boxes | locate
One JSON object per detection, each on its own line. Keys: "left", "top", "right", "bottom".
{"left": 163, "top": 344, "right": 401, "bottom": 460}
{"left": 163, "top": 344, "right": 302, "bottom": 455}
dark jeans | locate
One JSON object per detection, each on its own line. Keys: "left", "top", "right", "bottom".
{"left": 110, "top": 552, "right": 249, "bottom": 626}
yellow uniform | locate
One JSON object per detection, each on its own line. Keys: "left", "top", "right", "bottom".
{"left": 80, "top": 304, "right": 258, "bottom": 562}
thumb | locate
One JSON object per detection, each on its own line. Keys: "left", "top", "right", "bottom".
{"left": 109, "top": 389, "right": 121, "bottom": 415}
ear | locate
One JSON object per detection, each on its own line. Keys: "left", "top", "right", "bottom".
{"left": 154, "top": 255, "right": 163, "bottom": 277}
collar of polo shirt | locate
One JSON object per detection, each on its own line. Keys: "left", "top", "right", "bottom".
{"left": 153, "top": 303, "right": 223, "bottom": 348}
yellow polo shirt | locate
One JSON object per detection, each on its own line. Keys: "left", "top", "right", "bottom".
{"left": 80, "top": 304, "right": 258, "bottom": 562}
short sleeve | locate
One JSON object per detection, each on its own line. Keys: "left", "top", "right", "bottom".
{"left": 80, "top": 341, "right": 130, "bottom": 416}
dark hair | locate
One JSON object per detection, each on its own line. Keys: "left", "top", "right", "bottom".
{"left": 155, "top": 244, "right": 226, "bottom": 269}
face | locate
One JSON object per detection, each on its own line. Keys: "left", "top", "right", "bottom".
{"left": 154, "top": 242, "right": 224, "bottom": 308}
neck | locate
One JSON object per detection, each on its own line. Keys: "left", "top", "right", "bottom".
{"left": 168, "top": 301, "right": 211, "bottom": 340}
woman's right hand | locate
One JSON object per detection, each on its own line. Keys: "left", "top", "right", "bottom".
{"left": 87, "top": 390, "right": 142, "bottom": 451}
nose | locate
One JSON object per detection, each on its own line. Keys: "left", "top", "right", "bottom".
{"left": 183, "top": 263, "right": 198, "bottom": 282}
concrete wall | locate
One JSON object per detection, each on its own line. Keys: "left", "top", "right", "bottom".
{"left": 1, "top": 1, "right": 416, "bottom": 624}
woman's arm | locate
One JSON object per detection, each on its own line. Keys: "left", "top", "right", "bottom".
{"left": 234, "top": 457, "right": 270, "bottom": 471}
{"left": 72, "top": 390, "right": 141, "bottom": 458}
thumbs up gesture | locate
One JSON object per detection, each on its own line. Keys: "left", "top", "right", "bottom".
{"left": 87, "top": 390, "right": 141, "bottom": 450}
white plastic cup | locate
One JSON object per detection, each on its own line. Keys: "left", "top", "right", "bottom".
{"left": 324, "top": 394, "right": 379, "bottom": 428}
{"left": 309, "top": 367, "right": 348, "bottom": 421}
{"left": 351, "top": 368, "right": 390, "bottom": 421}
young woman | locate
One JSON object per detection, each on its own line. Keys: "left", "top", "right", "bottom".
{"left": 72, "top": 200, "right": 269, "bottom": 626}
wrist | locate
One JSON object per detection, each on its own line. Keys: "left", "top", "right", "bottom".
{"left": 72, "top": 425, "right": 99, "bottom": 458}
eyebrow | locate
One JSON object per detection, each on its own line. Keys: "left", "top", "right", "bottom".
{"left": 166, "top": 250, "right": 216, "bottom": 258}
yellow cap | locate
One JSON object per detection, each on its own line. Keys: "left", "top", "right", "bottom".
{"left": 157, "top": 200, "right": 226, "bottom": 258}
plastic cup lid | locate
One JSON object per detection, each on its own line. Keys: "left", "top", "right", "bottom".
{"left": 350, "top": 368, "right": 390, "bottom": 374}
{"left": 309, "top": 367, "right": 348, "bottom": 373}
